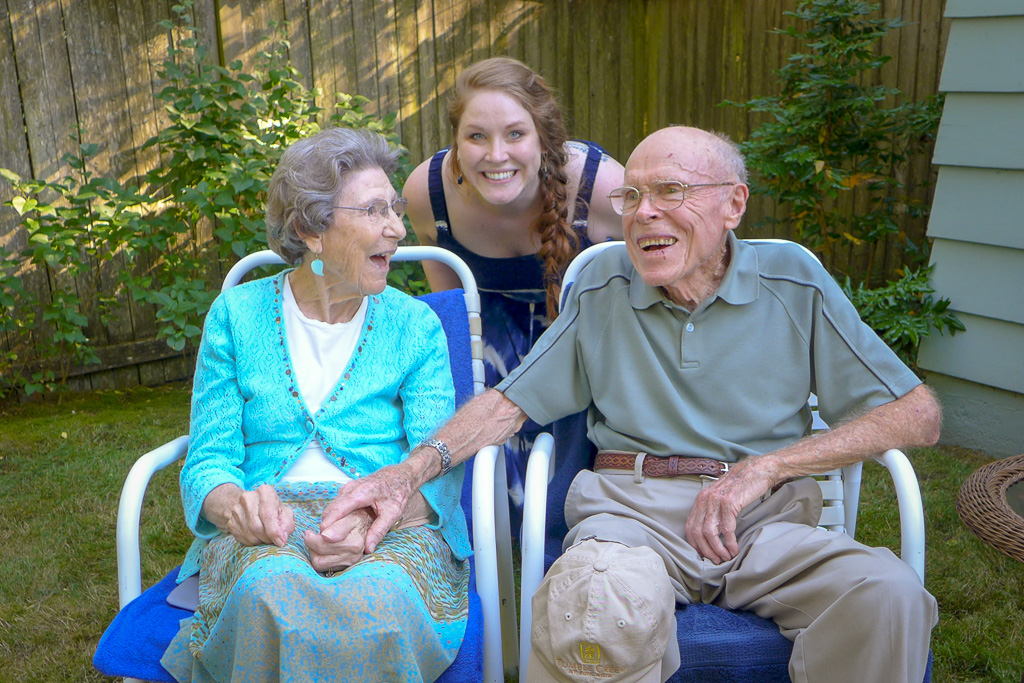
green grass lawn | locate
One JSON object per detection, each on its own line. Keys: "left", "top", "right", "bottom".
{"left": 1, "top": 384, "right": 1022, "bottom": 682}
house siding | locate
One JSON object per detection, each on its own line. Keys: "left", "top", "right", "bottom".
{"left": 928, "top": 167, "right": 1024, "bottom": 249}
{"left": 918, "top": 4, "right": 1024, "bottom": 456}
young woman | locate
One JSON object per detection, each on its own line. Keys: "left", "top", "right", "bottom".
{"left": 404, "top": 57, "right": 624, "bottom": 531}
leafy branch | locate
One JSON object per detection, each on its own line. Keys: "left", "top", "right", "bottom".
{"left": 730, "top": 0, "right": 960, "bottom": 371}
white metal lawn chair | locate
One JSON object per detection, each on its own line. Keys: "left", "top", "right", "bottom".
{"left": 94, "top": 246, "right": 519, "bottom": 683}
{"left": 516, "top": 239, "right": 928, "bottom": 682}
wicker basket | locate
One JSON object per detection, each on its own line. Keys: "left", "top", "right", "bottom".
{"left": 956, "top": 454, "right": 1024, "bottom": 564}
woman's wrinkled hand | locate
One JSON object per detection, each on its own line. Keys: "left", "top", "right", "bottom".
{"left": 205, "top": 483, "right": 296, "bottom": 547}
{"left": 305, "top": 507, "right": 374, "bottom": 573}
{"left": 320, "top": 462, "right": 419, "bottom": 554}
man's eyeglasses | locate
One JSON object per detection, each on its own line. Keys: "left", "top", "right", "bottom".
{"left": 334, "top": 197, "right": 408, "bottom": 222}
{"left": 607, "top": 181, "right": 735, "bottom": 216}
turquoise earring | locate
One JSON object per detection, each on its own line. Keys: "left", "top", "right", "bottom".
{"left": 311, "top": 251, "right": 324, "bottom": 277}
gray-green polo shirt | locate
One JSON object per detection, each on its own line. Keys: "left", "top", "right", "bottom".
{"left": 497, "top": 233, "right": 921, "bottom": 462}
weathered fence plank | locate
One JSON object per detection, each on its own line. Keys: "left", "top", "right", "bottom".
{"left": 0, "top": 0, "right": 29, "bottom": 366}
{"left": 372, "top": 0, "right": 400, "bottom": 127}
{"left": 283, "top": 0, "right": 313, "bottom": 89}
{"left": 394, "top": 0, "right": 421, "bottom": 161}
{"left": 61, "top": 0, "right": 129, "bottom": 352}
{"left": 411, "top": 0, "right": 441, "bottom": 155}
{"left": 431, "top": 0, "right": 459, "bottom": 142}
{"left": 7, "top": 0, "right": 77, "bottom": 375}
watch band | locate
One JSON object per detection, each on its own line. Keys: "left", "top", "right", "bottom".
{"left": 421, "top": 438, "right": 452, "bottom": 477}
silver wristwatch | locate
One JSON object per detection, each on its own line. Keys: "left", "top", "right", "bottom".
{"left": 421, "top": 438, "right": 452, "bottom": 477}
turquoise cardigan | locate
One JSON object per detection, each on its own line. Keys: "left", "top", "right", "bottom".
{"left": 177, "top": 273, "right": 470, "bottom": 580}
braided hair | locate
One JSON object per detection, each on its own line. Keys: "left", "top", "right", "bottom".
{"left": 448, "top": 57, "right": 578, "bottom": 319}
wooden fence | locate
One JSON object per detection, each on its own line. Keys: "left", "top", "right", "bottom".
{"left": 0, "top": 0, "right": 949, "bottom": 391}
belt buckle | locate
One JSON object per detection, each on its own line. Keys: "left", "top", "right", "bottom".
{"left": 700, "top": 459, "right": 728, "bottom": 482}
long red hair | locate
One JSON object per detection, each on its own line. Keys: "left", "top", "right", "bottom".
{"left": 448, "top": 57, "right": 577, "bottom": 319}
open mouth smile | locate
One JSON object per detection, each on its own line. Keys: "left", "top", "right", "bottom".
{"left": 638, "top": 237, "right": 677, "bottom": 252}
{"left": 482, "top": 170, "right": 516, "bottom": 181}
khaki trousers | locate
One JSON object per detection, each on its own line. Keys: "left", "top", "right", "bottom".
{"left": 558, "top": 469, "right": 938, "bottom": 683}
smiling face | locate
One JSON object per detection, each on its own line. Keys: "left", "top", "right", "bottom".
{"left": 314, "top": 166, "right": 406, "bottom": 298}
{"left": 622, "top": 127, "right": 748, "bottom": 306}
{"left": 454, "top": 88, "right": 544, "bottom": 207}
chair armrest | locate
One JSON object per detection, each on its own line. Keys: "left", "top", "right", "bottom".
{"left": 873, "top": 448, "right": 926, "bottom": 583}
{"left": 472, "top": 444, "right": 518, "bottom": 683}
{"left": 117, "top": 435, "right": 190, "bottom": 609}
{"left": 518, "top": 432, "right": 555, "bottom": 682}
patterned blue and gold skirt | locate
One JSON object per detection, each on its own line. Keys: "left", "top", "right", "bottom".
{"left": 160, "top": 482, "right": 469, "bottom": 683}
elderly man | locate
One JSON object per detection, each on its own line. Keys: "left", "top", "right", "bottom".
{"left": 327, "top": 126, "right": 941, "bottom": 683}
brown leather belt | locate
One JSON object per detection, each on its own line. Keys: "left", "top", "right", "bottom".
{"left": 595, "top": 450, "right": 729, "bottom": 478}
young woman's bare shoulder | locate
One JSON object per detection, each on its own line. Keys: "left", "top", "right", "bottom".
{"left": 586, "top": 152, "right": 626, "bottom": 243}
{"left": 403, "top": 157, "right": 438, "bottom": 243}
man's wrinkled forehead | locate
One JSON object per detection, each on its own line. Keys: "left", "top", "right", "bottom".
{"left": 625, "top": 130, "right": 720, "bottom": 184}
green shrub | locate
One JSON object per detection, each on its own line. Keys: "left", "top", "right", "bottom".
{"left": 730, "top": 0, "right": 961, "bottom": 370}
{"left": 1, "top": 142, "right": 134, "bottom": 394}
{"left": 0, "top": 0, "right": 418, "bottom": 397}
{"left": 842, "top": 266, "right": 963, "bottom": 372}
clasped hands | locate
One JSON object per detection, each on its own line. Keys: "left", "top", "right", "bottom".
{"left": 211, "top": 483, "right": 376, "bottom": 573}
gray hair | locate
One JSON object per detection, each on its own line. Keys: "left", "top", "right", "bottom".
{"left": 708, "top": 130, "right": 749, "bottom": 186}
{"left": 266, "top": 128, "right": 401, "bottom": 265}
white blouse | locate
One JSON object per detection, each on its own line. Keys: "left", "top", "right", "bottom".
{"left": 279, "top": 274, "right": 367, "bottom": 483}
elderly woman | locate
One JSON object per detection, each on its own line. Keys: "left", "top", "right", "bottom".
{"left": 159, "top": 127, "right": 471, "bottom": 683}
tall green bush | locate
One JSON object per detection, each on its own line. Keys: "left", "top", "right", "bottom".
{"left": 0, "top": 140, "right": 136, "bottom": 393}
{"left": 0, "top": 1, "right": 414, "bottom": 397}
{"left": 730, "top": 0, "right": 962, "bottom": 370}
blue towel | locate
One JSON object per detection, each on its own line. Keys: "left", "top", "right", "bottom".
{"left": 418, "top": 290, "right": 473, "bottom": 407}
{"left": 93, "top": 569, "right": 186, "bottom": 682}
{"left": 670, "top": 604, "right": 791, "bottom": 682}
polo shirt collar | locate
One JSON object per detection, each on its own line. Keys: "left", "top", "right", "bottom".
{"left": 628, "top": 232, "right": 760, "bottom": 310}
{"left": 629, "top": 269, "right": 665, "bottom": 309}
{"left": 714, "top": 232, "right": 760, "bottom": 306}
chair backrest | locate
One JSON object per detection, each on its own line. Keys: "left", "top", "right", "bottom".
{"left": 559, "top": 239, "right": 859, "bottom": 536}
{"left": 222, "top": 246, "right": 485, "bottom": 398}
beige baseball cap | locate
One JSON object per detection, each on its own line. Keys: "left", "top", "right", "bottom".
{"left": 527, "top": 539, "right": 680, "bottom": 683}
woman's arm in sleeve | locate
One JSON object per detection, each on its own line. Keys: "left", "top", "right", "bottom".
{"left": 397, "top": 308, "right": 459, "bottom": 525}
{"left": 180, "top": 294, "right": 247, "bottom": 538}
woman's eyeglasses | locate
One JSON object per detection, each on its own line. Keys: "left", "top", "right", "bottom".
{"left": 334, "top": 197, "right": 409, "bottom": 222}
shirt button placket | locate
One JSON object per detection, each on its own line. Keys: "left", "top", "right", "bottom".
{"left": 681, "top": 319, "right": 700, "bottom": 369}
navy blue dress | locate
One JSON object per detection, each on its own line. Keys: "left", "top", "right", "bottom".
{"left": 427, "top": 141, "right": 607, "bottom": 539}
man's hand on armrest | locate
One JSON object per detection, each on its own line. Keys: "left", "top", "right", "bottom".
{"left": 686, "top": 385, "right": 941, "bottom": 565}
